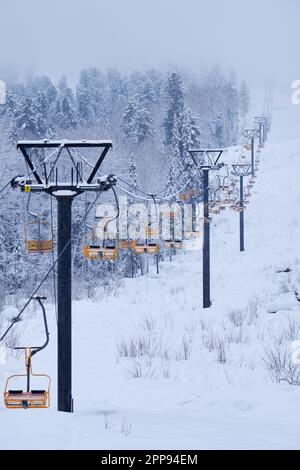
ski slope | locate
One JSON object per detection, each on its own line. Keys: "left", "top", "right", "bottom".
{"left": 1, "top": 106, "right": 300, "bottom": 450}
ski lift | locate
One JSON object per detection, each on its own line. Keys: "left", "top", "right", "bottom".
{"left": 25, "top": 194, "right": 54, "bottom": 254}
{"left": 3, "top": 297, "right": 51, "bottom": 410}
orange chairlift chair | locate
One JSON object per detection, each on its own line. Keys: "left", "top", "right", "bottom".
{"left": 4, "top": 296, "right": 51, "bottom": 409}
{"left": 83, "top": 206, "right": 119, "bottom": 261}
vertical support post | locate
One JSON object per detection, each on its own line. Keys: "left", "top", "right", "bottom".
{"left": 26, "top": 351, "right": 31, "bottom": 393}
{"left": 239, "top": 175, "right": 245, "bottom": 252}
{"left": 251, "top": 137, "right": 255, "bottom": 177}
{"left": 192, "top": 202, "right": 196, "bottom": 232}
{"left": 203, "top": 169, "right": 210, "bottom": 309}
{"left": 56, "top": 196, "right": 73, "bottom": 413}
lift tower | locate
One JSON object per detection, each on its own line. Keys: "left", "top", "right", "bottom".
{"left": 12, "top": 140, "right": 115, "bottom": 413}
{"left": 188, "top": 149, "right": 224, "bottom": 309}
{"left": 231, "top": 164, "right": 252, "bottom": 252}
{"left": 244, "top": 129, "right": 259, "bottom": 177}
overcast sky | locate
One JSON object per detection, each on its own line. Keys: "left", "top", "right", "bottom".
{"left": 0, "top": 0, "right": 298, "bottom": 90}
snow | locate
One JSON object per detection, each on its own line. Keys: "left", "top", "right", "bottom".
{"left": 1, "top": 104, "right": 300, "bottom": 450}
{"left": 51, "top": 190, "right": 78, "bottom": 196}
{"left": 17, "top": 140, "right": 113, "bottom": 146}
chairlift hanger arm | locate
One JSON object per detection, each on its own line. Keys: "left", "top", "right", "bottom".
{"left": 26, "top": 192, "right": 38, "bottom": 219}
{"left": 14, "top": 297, "right": 49, "bottom": 356}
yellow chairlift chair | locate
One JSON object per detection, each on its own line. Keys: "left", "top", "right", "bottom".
{"left": 25, "top": 220, "right": 54, "bottom": 253}
{"left": 4, "top": 297, "right": 51, "bottom": 410}
{"left": 25, "top": 194, "right": 54, "bottom": 254}
{"left": 83, "top": 211, "right": 119, "bottom": 261}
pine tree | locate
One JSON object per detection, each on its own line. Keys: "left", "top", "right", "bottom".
{"left": 54, "top": 76, "right": 77, "bottom": 130}
{"left": 136, "top": 105, "right": 154, "bottom": 142}
{"left": 121, "top": 97, "right": 154, "bottom": 143}
{"left": 128, "top": 152, "right": 138, "bottom": 189}
{"left": 213, "top": 112, "right": 225, "bottom": 147}
{"left": 225, "top": 82, "right": 238, "bottom": 144}
{"left": 239, "top": 80, "right": 250, "bottom": 116}
{"left": 121, "top": 99, "right": 138, "bottom": 141}
{"left": 76, "top": 70, "right": 95, "bottom": 126}
{"left": 163, "top": 72, "right": 185, "bottom": 145}
{"left": 165, "top": 152, "right": 176, "bottom": 196}
{"left": 239, "top": 80, "right": 250, "bottom": 129}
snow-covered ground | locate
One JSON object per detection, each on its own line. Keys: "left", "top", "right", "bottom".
{"left": 1, "top": 103, "right": 300, "bottom": 450}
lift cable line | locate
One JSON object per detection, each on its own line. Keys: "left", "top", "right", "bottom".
{"left": 0, "top": 178, "right": 15, "bottom": 196}
{"left": 116, "top": 155, "right": 202, "bottom": 202}
{"left": 116, "top": 168, "right": 220, "bottom": 204}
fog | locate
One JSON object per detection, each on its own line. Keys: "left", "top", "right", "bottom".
{"left": 0, "top": 0, "right": 298, "bottom": 90}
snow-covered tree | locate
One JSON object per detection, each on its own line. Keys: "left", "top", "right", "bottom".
{"left": 239, "top": 79, "right": 250, "bottom": 129}
{"left": 121, "top": 99, "right": 138, "bottom": 141}
{"left": 163, "top": 72, "right": 185, "bottom": 145}
{"left": 54, "top": 76, "right": 77, "bottom": 131}
{"left": 128, "top": 152, "right": 138, "bottom": 189}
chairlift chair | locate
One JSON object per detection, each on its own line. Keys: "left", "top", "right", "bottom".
{"left": 83, "top": 235, "right": 118, "bottom": 261}
{"left": 83, "top": 209, "right": 119, "bottom": 261}
{"left": 163, "top": 239, "right": 183, "bottom": 249}
{"left": 24, "top": 193, "right": 54, "bottom": 254}
{"left": 133, "top": 241, "right": 159, "bottom": 255}
{"left": 132, "top": 198, "right": 159, "bottom": 255}
{"left": 25, "top": 220, "right": 54, "bottom": 253}
{"left": 119, "top": 239, "right": 136, "bottom": 250}
{"left": 184, "top": 231, "right": 201, "bottom": 240}
{"left": 3, "top": 297, "right": 51, "bottom": 410}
